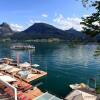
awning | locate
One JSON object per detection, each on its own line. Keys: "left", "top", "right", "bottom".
{"left": 0, "top": 75, "right": 16, "bottom": 82}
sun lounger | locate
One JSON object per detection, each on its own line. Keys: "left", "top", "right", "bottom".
{"left": 22, "top": 84, "right": 32, "bottom": 92}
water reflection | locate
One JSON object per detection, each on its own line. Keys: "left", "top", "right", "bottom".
{"left": 0, "top": 42, "right": 100, "bottom": 97}
{"left": 94, "top": 45, "right": 100, "bottom": 57}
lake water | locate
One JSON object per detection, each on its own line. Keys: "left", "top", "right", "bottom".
{"left": 0, "top": 42, "right": 100, "bottom": 98}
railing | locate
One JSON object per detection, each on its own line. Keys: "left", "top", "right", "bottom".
{"left": 0, "top": 79, "right": 17, "bottom": 100}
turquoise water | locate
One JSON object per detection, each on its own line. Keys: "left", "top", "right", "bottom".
{"left": 0, "top": 42, "right": 100, "bottom": 98}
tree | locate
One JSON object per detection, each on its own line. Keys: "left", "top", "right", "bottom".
{"left": 80, "top": 1, "right": 100, "bottom": 37}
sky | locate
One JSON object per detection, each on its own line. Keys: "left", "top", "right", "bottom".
{"left": 0, "top": 0, "right": 96, "bottom": 31}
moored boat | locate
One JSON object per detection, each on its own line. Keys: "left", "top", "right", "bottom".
{"left": 11, "top": 44, "right": 35, "bottom": 50}
{"left": 69, "top": 83, "right": 87, "bottom": 90}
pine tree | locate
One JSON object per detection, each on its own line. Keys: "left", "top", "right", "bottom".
{"left": 80, "top": 1, "right": 100, "bottom": 37}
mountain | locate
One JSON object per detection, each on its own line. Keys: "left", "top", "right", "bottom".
{"left": 12, "top": 23, "right": 66, "bottom": 40}
{"left": 65, "top": 28, "right": 87, "bottom": 41}
{"left": 12, "top": 23, "right": 87, "bottom": 41}
{"left": 0, "top": 22, "right": 93, "bottom": 42}
{"left": 0, "top": 22, "right": 14, "bottom": 38}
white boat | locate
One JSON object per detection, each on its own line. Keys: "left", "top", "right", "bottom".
{"left": 69, "top": 83, "right": 87, "bottom": 90}
{"left": 11, "top": 45, "right": 35, "bottom": 50}
{"left": 32, "top": 64, "right": 40, "bottom": 67}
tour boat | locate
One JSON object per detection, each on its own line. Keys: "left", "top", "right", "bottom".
{"left": 11, "top": 45, "right": 35, "bottom": 50}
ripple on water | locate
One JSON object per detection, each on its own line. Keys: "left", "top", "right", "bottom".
{"left": 0, "top": 43, "right": 100, "bottom": 97}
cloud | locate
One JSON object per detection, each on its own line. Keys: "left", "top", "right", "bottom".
{"left": 42, "top": 14, "right": 48, "bottom": 18}
{"left": 53, "top": 14, "right": 83, "bottom": 31}
{"left": 29, "top": 19, "right": 41, "bottom": 26}
{"left": 30, "top": 19, "right": 34, "bottom": 24}
{"left": 10, "top": 24, "right": 24, "bottom": 31}
{"left": 29, "top": 19, "right": 41, "bottom": 24}
{"left": 83, "top": 14, "right": 90, "bottom": 18}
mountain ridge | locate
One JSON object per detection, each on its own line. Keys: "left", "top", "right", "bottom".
{"left": 0, "top": 22, "right": 14, "bottom": 38}
{"left": 11, "top": 22, "right": 87, "bottom": 41}
{"left": 0, "top": 22, "right": 97, "bottom": 42}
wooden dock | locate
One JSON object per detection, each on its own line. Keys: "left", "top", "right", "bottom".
{"left": 25, "top": 70, "right": 47, "bottom": 82}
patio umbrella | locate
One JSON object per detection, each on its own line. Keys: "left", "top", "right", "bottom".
{"left": 0, "top": 64, "right": 8, "bottom": 70}
{"left": 8, "top": 68, "right": 21, "bottom": 73}
{"left": 19, "top": 62, "right": 31, "bottom": 68}
{"left": 1, "top": 65, "right": 13, "bottom": 71}
{"left": 0, "top": 75, "right": 16, "bottom": 82}
{"left": 18, "top": 70, "right": 29, "bottom": 79}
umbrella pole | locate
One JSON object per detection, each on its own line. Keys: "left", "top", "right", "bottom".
{"left": 28, "top": 50, "right": 32, "bottom": 65}
{"left": 16, "top": 53, "right": 20, "bottom": 66}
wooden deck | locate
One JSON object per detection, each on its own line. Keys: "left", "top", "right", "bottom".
{"left": 0, "top": 71, "right": 44, "bottom": 100}
{"left": 26, "top": 71, "right": 47, "bottom": 82}
{"left": 23, "top": 87, "right": 43, "bottom": 99}
{"left": 0, "top": 58, "right": 47, "bottom": 99}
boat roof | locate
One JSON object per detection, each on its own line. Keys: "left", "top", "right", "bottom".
{"left": 35, "top": 92, "right": 62, "bottom": 100}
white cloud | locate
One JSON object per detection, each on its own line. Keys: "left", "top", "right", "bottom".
{"left": 42, "top": 14, "right": 48, "bottom": 18}
{"left": 29, "top": 19, "right": 41, "bottom": 26}
{"left": 30, "top": 19, "right": 34, "bottom": 24}
{"left": 27, "top": 19, "right": 42, "bottom": 27}
{"left": 10, "top": 24, "right": 24, "bottom": 31}
{"left": 83, "top": 14, "right": 90, "bottom": 18}
{"left": 30, "top": 19, "right": 41, "bottom": 24}
{"left": 53, "top": 14, "right": 83, "bottom": 31}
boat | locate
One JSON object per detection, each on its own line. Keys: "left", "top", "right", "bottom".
{"left": 69, "top": 83, "right": 87, "bottom": 90}
{"left": 32, "top": 64, "right": 40, "bottom": 67}
{"left": 11, "top": 44, "right": 35, "bottom": 50}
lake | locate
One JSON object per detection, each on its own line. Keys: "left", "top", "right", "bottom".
{"left": 0, "top": 42, "right": 100, "bottom": 98}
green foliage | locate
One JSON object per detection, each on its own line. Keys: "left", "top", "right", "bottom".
{"left": 96, "top": 87, "right": 100, "bottom": 94}
{"left": 81, "top": 1, "right": 100, "bottom": 37}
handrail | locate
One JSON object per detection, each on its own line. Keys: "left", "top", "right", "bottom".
{"left": 0, "top": 79, "right": 17, "bottom": 100}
